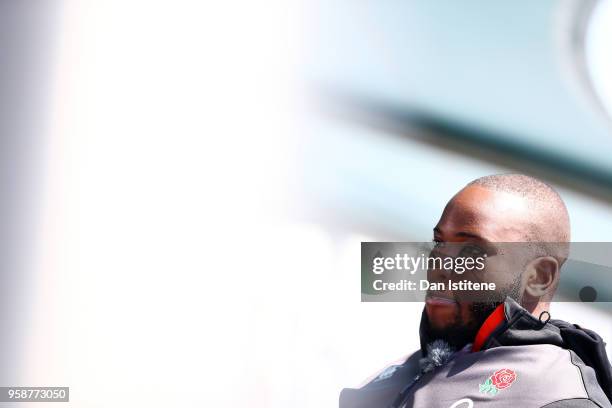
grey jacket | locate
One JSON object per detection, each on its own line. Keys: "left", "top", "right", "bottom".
{"left": 340, "top": 299, "right": 612, "bottom": 408}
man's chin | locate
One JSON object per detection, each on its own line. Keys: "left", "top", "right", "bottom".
{"left": 425, "top": 297, "right": 460, "bottom": 330}
{"left": 423, "top": 299, "right": 482, "bottom": 350}
{"left": 422, "top": 299, "right": 500, "bottom": 350}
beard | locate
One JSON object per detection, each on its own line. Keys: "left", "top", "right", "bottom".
{"left": 419, "top": 300, "right": 500, "bottom": 351}
{"left": 420, "top": 271, "right": 524, "bottom": 351}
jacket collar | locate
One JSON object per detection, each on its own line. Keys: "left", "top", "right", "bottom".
{"left": 419, "top": 297, "right": 562, "bottom": 354}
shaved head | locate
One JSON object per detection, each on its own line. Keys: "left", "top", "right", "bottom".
{"left": 466, "top": 174, "right": 570, "bottom": 267}
{"left": 467, "top": 174, "right": 570, "bottom": 244}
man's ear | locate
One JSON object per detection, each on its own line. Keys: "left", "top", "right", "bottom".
{"left": 523, "top": 256, "right": 559, "bottom": 299}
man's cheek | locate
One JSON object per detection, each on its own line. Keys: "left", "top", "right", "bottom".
{"left": 478, "top": 266, "right": 511, "bottom": 298}
{"left": 485, "top": 266, "right": 521, "bottom": 300}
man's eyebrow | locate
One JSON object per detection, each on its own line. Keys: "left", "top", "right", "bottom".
{"left": 433, "top": 228, "right": 490, "bottom": 242}
{"left": 455, "top": 231, "right": 490, "bottom": 242}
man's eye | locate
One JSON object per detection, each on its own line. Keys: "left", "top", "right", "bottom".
{"left": 432, "top": 240, "right": 445, "bottom": 248}
{"left": 459, "top": 245, "right": 486, "bottom": 258}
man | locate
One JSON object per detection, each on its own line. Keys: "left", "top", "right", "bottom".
{"left": 341, "top": 174, "right": 612, "bottom": 408}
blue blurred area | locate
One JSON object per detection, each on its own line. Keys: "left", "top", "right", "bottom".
{"left": 303, "top": 0, "right": 612, "bottom": 243}
{"left": 307, "top": 0, "right": 612, "bottom": 176}
{"left": 302, "top": 113, "right": 612, "bottom": 242}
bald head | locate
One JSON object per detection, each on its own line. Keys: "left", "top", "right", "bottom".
{"left": 466, "top": 174, "right": 570, "bottom": 244}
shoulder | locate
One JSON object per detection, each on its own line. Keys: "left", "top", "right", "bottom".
{"left": 445, "top": 345, "right": 611, "bottom": 408}
{"left": 356, "top": 351, "right": 420, "bottom": 388}
{"left": 339, "top": 351, "right": 420, "bottom": 408}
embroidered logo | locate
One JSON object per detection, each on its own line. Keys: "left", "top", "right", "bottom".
{"left": 479, "top": 368, "right": 517, "bottom": 395}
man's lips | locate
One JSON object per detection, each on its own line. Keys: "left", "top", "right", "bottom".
{"left": 425, "top": 294, "right": 458, "bottom": 306}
